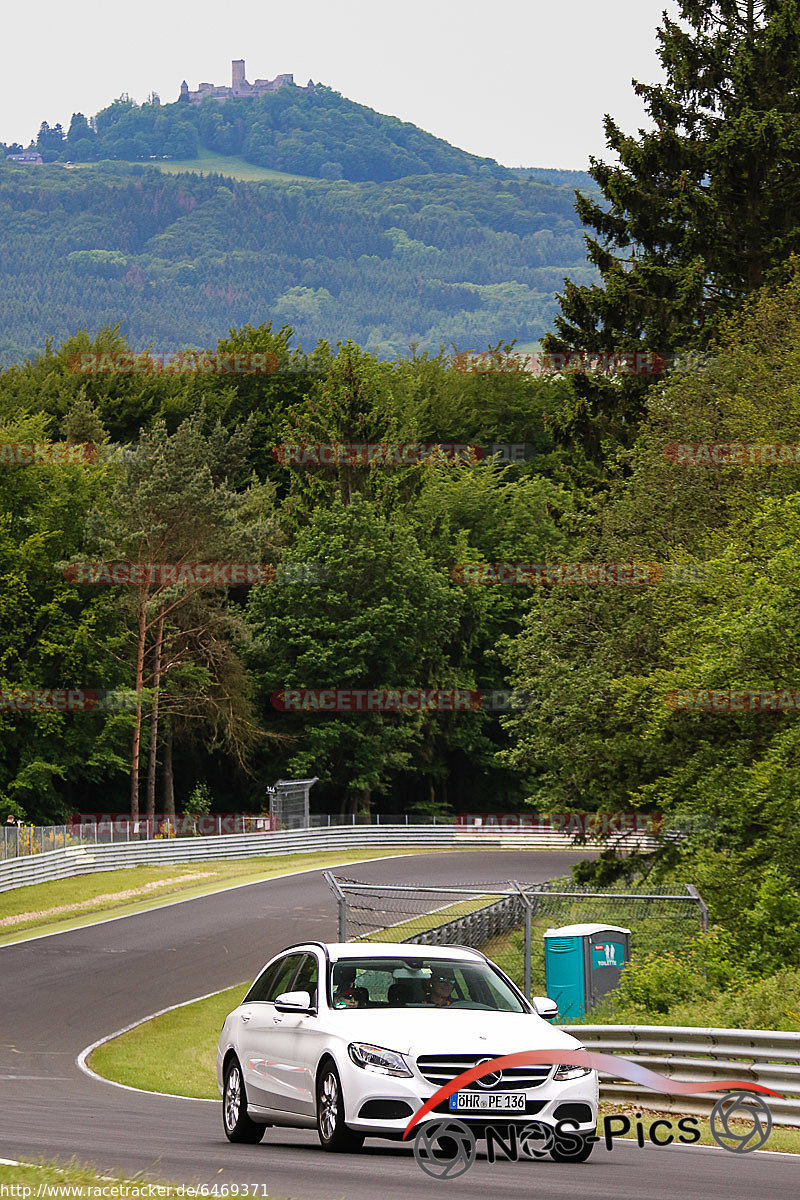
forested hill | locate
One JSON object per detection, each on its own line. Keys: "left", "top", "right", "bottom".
{"left": 0, "top": 162, "right": 598, "bottom": 365}
{"left": 12, "top": 83, "right": 597, "bottom": 190}
{"left": 23, "top": 85, "right": 514, "bottom": 183}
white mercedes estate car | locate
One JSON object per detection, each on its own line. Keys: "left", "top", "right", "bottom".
{"left": 217, "top": 941, "right": 598, "bottom": 1160}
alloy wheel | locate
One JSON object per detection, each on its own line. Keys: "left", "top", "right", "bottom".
{"left": 225, "top": 1065, "right": 241, "bottom": 1131}
{"left": 319, "top": 1071, "right": 339, "bottom": 1140}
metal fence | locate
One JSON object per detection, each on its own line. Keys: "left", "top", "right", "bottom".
{"left": 0, "top": 812, "right": 667, "bottom": 862}
{"left": 325, "top": 874, "right": 708, "bottom": 1000}
{"left": 0, "top": 822, "right": 621, "bottom": 893}
{"left": 574, "top": 1025, "right": 800, "bottom": 1126}
{"left": 0, "top": 816, "right": 279, "bottom": 860}
{"left": 0, "top": 813, "right": 461, "bottom": 861}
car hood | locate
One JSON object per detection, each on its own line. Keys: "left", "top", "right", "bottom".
{"left": 328, "top": 1008, "right": 584, "bottom": 1057}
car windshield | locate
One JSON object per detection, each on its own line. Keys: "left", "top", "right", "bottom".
{"left": 329, "top": 956, "right": 526, "bottom": 1012}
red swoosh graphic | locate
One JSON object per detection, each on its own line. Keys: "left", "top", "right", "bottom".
{"left": 402, "top": 1049, "right": 783, "bottom": 1139}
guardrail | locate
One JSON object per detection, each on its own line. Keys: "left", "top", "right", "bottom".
{"left": 0, "top": 824, "right": 659, "bottom": 893}
{"left": 1, "top": 815, "right": 672, "bottom": 862}
{"left": 572, "top": 1024, "right": 800, "bottom": 1126}
{"left": 3, "top": 814, "right": 410, "bottom": 860}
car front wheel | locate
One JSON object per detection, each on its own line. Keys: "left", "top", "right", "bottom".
{"left": 549, "top": 1132, "right": 595, "bottom": 1163}
{"left": 223, "top": 1057, "right": 266, "bottom": 1144}
{"left": 316, "top": 1062, "right": 365, "bottom": 1153}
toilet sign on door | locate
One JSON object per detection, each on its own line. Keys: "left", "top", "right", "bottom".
{"left": 591, "top": 942, "right": 623, "bottom": 968}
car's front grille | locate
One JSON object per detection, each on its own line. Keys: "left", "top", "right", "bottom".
{"left": 416, "top": 1054, "right": 552, "bottom": 1091}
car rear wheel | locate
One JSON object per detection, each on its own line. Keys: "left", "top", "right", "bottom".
{"left": 316, "top": 1062, "right": 365, "bottom": 1153}
{"left": 223, "top": 1057, "right": 266, "bottom": 1144}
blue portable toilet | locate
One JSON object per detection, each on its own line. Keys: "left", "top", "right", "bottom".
{"left": 544, "top": 923, "right": 631, "bottom": 1021}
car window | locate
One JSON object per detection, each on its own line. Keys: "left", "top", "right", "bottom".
{"left": 244, "top": 960, "right": 281, "bottom": 1003}
{"left": 328, "top": 956, "right": 525, "bottom": 1011}
{"left": 292, "top": 953, "right": 319, "bottom": 1007}
{"left": 266, "top": 954, "right": 304, "bottom": 1001}
{"left": 244, "top": 953, "right": 303, "bottom": 1003}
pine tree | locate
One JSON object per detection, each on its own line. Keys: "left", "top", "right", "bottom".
{"left": 548, "top": 0, "right": 800, "bottom": 450}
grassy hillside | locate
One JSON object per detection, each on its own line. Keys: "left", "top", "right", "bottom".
{"left": 153, "top": 149, "right": 317, "bottom": 183}
{"left": 65, "top": 151, "right": 316, "bottom": 184}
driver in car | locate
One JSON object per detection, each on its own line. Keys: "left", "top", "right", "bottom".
{"left": 332, "top": 964, "right": 369, "bottom": 1008}
{"left": 426, "top": 968, "right": 455, "bottom": 1008}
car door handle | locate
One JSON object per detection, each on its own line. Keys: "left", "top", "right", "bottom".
{"left": 241, "top": 1011, "right": 252, "bottom": 1023}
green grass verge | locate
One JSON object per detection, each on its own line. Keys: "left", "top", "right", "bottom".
{"left": 0, "top": 848, "right": 441, "bottom": 946}
{"left": 89, "top": 982, "right": 243, "bottom": 1099}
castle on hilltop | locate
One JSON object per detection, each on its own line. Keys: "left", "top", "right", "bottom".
{"left": 179, "top": 60, "right": 314, "bottom": 105}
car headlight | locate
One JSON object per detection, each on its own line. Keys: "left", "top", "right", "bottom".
{"left": 348, "top": 1042, "right": 413, "bottom": 1077}
{"left": 553, "top": 1063, "right": 593, "bottom": 1081}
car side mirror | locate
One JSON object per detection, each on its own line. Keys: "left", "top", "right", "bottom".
{"left": 531, "top": 995, "right": 558, "bottom": 1021}
{"left": 274, "top": 989, "right": 314, "bottom": 1013}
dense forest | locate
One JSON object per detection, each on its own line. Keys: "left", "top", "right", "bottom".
{"left": 0, "top": 161, "right": 597, "bottom": 365}
{"left": 0, "top": 324, "right": 577, "bottom": 823}
{"left": 3, "top": 0, "right": 800, "bottom": 994}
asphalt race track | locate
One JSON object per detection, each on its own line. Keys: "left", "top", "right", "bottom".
{"left": 0, "top": 849, "right": 795, "bottom": 1199}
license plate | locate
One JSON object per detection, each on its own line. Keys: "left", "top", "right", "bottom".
{"left": 448, "top": 1091, "right": 526, "bottom": 1112}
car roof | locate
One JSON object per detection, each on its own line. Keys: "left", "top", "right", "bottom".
{"left": 278, "top": 941, "right": 486, "bottom": 962}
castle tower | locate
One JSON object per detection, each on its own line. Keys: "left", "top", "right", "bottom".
{"left": 179, "top": 80, "right": 189, "bottom": 101}
{"left": 232, "top": 59, "right": 247, "bottom": 95}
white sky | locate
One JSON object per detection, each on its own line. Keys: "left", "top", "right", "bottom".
{"left": 1, "top": 0, "right": 680, "bottom": 169}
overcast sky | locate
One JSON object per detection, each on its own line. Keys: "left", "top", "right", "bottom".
{"left": 2, "top": 0, "right": 680, "bottom": 169}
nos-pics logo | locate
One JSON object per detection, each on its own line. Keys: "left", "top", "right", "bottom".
{"left": 405, "top": 1049, "right": 779, "bottom": 1178}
